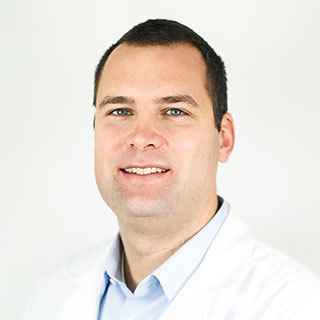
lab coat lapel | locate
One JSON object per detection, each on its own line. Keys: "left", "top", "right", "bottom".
{"left": 57, "top": 214, "right": 254, "bottom": 320}
{"left": 60, "top": 241, "right": 111, "bottom": 320}
{"left": 159, "top": 215, "right": 255, "bottom": 320}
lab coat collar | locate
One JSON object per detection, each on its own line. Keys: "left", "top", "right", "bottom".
{"left": 153, "top": 198, "right": 229, "bottom": 301}
{"left": 159, "top": 213, "right": 256, "bottom": 319}
{"left": 58, "top": 212, "right": 255, "bottom": 320}
{"left": 59, "top": 241, "right": 112, "bottom": 320}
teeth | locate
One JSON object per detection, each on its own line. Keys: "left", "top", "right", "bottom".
{"left": 124, "top": 167, "right": 168, "bottom": 175}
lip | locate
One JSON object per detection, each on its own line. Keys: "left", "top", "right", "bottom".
{"left": 120, "top": 163, "right": 170, "bottom": 170}
{"left": 119, "top": 168, "right": 171, "bottom": 182}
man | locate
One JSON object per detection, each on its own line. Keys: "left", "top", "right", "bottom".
{"left": 25, "top": 19, "right": 320, "bottom": 319}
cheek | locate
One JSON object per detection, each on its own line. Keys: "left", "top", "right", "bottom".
{"left": 169, "top": 125, "right": 217, "bottom": 155}
{"left": 95, "top": 122, "right": 125, "bottom": 150}
{"left": 169, "top": 127, "right": 219, "bottom": 174}
{"left": 94, "top": 125, "right": 124, "bottom": 171}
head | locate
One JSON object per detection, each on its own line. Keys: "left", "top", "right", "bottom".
{"left": 93, "top": 19, "right": 234, "bottom": 232}
{"left": 93, "top": 19, "right": 227, "bottom": 132}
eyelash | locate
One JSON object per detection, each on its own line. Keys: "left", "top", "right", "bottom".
{"left": 108, "top": 108, "right": 187, "bottom": 117}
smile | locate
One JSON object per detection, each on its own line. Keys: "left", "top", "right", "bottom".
{"left": 121, "top": 167, "right": 170, "bottom": 175}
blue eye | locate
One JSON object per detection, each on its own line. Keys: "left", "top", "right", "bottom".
{"left": 110, "top": 109, "right": 132, "bottom": 116}
{"left": 108, "top": 108, "right": 186, "bottom": 117}
{"left": 166, "top": 108, "right": 186, "bottom": 116}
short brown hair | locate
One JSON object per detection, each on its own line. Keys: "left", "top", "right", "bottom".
{"left": 93, "top": 19, "right": 228, "bottom": 131}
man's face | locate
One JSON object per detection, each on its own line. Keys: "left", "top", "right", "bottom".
{"left": 94, "top": 43, "right": 223, "bottom": 223}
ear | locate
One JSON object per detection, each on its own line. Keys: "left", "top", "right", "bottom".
{"left": 218, "top": 113, "right": 235, "bottom": 163}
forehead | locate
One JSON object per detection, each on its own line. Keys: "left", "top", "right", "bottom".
{"left": 97, "top": 43, "right": 209, "bottom": 104}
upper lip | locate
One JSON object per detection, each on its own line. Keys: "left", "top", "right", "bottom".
{"left": 120, "top": 163, "right": 170, "bottom": 170}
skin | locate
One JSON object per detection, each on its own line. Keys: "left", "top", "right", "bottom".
{"left": 94, "top": 43, "right": 235, "bottom": 291}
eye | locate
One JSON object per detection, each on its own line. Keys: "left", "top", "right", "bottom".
{"left": 109, "top": 108, "right": 132, "bottom": 116}
{"left": 165, "top": 108, "right": 186, "bottom": 116}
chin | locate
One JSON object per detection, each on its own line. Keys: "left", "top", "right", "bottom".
{"left": 113, "top": 198, "right": 171, "bottom": 218}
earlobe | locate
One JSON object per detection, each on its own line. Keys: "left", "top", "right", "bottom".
{"left": 218, "top": 113, "right": 235, "bottom": 163}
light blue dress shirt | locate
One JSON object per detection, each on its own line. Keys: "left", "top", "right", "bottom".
{"left": 98, "top": 196, "right": 229, "bottom": 320}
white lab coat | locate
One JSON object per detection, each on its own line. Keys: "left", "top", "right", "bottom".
{"left": 24, "top": 213, "right": 320, "bottom": 319}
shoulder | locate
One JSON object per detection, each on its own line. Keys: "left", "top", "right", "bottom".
{"left": 57, "top": 239, "right": 112, "bottom": 279}
{"left": 252, "top": 239, "right": 320, "bottom": 282}
{"left": 247, "top": 240, "right": 320, "bottom": 318}
{"left": 204, "top": 212, "right": 320, "bottom": 318}
{"left": 221, "top": 212, "right": 320, "bottom": 290}
{"left": 41, "top": 238, "right": 112, "bottom": 286}
{"left": 252, "top": 239, "right": 320, "bottom": 292}
{"left": 23, "top": 239, "right": 112, "bottom": 320}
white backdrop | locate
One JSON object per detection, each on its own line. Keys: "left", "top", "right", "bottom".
{"left": 1, "top": 0, "right": 319, "bottom": 319}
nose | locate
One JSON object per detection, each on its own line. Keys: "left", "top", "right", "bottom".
{"left": 126, "top": 121, "right": 164, "bottom": 151}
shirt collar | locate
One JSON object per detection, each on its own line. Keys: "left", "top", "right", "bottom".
{"left": 152, "top": 196, "right": 229, "bottom": 300}
{"left": 104, "top": 233, "right": 123, "bottom": 282}
{"left": 104, "top": 196, "right": 230, "bottom": 300}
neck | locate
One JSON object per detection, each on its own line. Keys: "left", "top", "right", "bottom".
{"left": 118, "top": 195, "right": 219, "bottom": 292}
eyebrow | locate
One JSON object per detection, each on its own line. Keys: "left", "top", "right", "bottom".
{"left": 98, "top": 96, "right": 135, "bottom": 109}
{"left": 98, "top": 94, "right": 199, "bottom": 109}
{"left": 155, "top": 95, "right": 199, "bottom": 107}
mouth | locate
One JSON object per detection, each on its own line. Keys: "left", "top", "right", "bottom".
{"left": 118, "top": 166, "right": 171, "bottom": 184}
{"left": 120, "top": 167, "right": 170, "bottom": 176}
